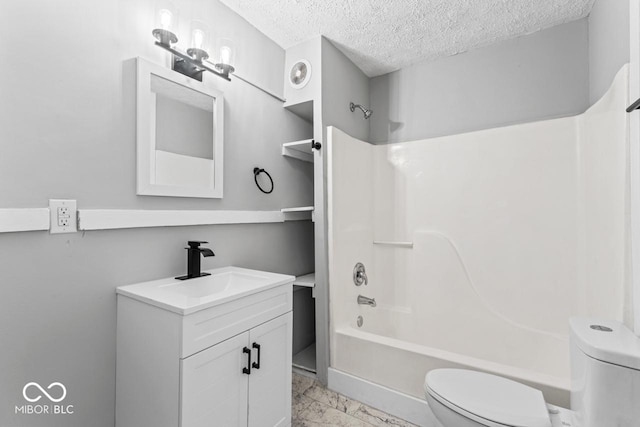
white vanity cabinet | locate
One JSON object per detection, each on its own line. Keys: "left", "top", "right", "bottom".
{"left": 115, "top": 267, "right": 294, "bottom": 427}
{"left": 181, "top": 313, "right": 292, "bottom": 427}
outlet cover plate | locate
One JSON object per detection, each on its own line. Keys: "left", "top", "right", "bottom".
{"left": 49, "top": 199, "right": 77, "bottom": 234}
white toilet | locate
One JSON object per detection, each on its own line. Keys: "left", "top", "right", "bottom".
{"left": 424, "top": 318, "right": 640, "bottom": 427}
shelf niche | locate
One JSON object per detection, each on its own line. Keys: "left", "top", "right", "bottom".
{"left": 282, "top": 139, "right": 314, "bottom": 163}
{"left": 281, "top": 206, "right": 314, "bottom": 222}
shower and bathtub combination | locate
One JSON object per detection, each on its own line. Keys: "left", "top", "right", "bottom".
{"left": 326, "top": 67, "right": 631, "bottom": 424}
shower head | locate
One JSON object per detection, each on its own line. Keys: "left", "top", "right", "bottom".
{"left": 350, "top": 102, "right": 372, "bottom": 119}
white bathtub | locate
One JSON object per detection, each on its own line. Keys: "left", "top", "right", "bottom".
{"left": 329, "top": 229, "right": 573, "bottom": 409}
{"left": 332, "top": 310, "right": 570, "bottom": 408}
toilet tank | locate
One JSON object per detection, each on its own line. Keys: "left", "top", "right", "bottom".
{"left": 569, "top": 318, "right": 640, "bottom": 427}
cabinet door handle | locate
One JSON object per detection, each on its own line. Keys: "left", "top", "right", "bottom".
{"left": 242, "top": 346, "right": 251, "bottom": 375}
{"left": 252, "top": 342, "right": 261, "bottom": 369}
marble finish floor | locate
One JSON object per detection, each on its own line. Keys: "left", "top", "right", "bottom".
{"left": 292, "top": 372, "right": 418, "bottom": 427}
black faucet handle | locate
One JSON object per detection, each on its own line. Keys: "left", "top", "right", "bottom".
{"left": 200, "top": 248, "right": 215, "bottom": 257}
{"left": 187, "top": 241, "right": 209, "bottom": 248}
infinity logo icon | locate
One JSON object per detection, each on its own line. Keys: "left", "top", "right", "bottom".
{"left": 22, "top": 382, "right": 67, "bottom": 403}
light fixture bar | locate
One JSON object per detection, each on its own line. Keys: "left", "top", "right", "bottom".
{"left": 154, "top": 41, "right": 231, "bottom": 81}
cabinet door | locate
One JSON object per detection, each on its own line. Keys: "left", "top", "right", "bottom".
{"left": 248, "top": 313, "right": 293, "bottom": 427}
{"left": 180, "top": 332, "right": 250, "bottom": 427}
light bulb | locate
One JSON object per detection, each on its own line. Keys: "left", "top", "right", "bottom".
{"left": 159, "top": 9, "right": 172, "bottom": 30}
{"left": 192, "top": 29, "right": 204, "bottom": 49}
{"left": 220, "top": 46, "right": 232, "bottom": 65}
{"left": 214, "top": 38, "right": 236, "bottom": 74}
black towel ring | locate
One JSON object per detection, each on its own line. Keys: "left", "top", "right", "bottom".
{"left": 253, "top": 167, "right": 274, "bottom": 194}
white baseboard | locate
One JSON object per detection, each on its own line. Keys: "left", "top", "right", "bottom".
{"left": 327, "top": 368, "right": 440, "bottom": 427}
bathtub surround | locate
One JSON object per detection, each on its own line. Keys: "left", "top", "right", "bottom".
{"left": 630, "top": 0, "right": 640, "bottom": 336}
{"left": 0, "top": 0, "right": 313, "bottom": 426}
{"left": 328, "top": 66, "right": 629, "bottom": 420}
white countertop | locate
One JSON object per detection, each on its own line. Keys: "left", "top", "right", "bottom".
{"left": 116, "top": 266, "right": 295, "bottom": 315}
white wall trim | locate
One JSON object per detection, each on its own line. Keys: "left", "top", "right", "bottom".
{"left": 0, "top": 208, "right": 313, "bottom": 233}
{"left": 0, "top": 208, "right": 50, "bottom": 233}
{"left": 77, "top": 209, "right": 286, "bottom": 231}
{"left": 327, "top": 368, "right": 438, "bottom": 427}
{"left": 630, "top": 0, "right": 640, "bottom": 335}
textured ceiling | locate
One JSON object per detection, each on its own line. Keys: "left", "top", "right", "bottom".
{"left": 219, "top": 0, "right": 595, "bottom": 77}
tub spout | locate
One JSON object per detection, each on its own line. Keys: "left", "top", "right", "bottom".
{"left": 357, "top": 295, "right": 376, "bottom": 307}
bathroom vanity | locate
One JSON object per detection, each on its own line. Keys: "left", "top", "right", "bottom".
{"left": 115, "top": 266, "right": 294, "bottom": 427}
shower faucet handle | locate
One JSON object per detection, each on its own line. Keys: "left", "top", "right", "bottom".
{"left": 353, "top": 262, "right": 368, "bottom": 286}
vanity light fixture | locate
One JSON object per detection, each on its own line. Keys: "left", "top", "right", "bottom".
{"left": 152, "top": 2, "right": 236, "bottom": 82}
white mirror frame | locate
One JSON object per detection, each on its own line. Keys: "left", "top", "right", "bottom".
{"left": 136, "top": 57, "right": 224, "bottom": 198}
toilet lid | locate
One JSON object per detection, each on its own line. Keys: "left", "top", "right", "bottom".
{"left": 425, "top": 369, "right": 551, "bottom": 427}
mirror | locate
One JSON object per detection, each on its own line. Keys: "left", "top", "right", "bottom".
{"left": 136, "top": 57, "right": 224, "bottom": 198}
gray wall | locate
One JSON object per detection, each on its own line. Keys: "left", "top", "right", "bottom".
{"left": 0, "top": 1, "right": 314, "bottom": 426}
{"left": 369, "top": 19, "right": 590, "bottom": 144}
{"left": 588, "top": 0, "right": 630, "bottom": 104}
{"left": 321, "top": 38, "right": 371, "bottom": 142}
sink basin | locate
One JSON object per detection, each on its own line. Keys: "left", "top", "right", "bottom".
{"left": 116, "top": 266, "right": 294, "bottom": 315}
{"left": 160, "top": 270, "right": 268, "bottom": 298}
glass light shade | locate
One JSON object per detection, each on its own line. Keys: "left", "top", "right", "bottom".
{"left": 186, "top": 20, "right": 210, "bottom": 62}
{"left": 215, "top": 38, "right": 236, "bottom": 69}
{"left": 154, "top": 1, "right": 178, "bottom": 32}
{"left": 153, "top": 0, "right": 179, "bottom": 46}
{"left": 190, "top": 21, "right": 210, "bottom": 51}
{"left": 159, "top": 9, "right": 173, "bottom": 30}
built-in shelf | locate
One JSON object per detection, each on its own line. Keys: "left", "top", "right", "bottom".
{"left": 282, "top": 139, "right": 314, "bottom": 163}
{"left": 281, "top": 206, "right": 314, "bottom": 222}
{"left": 293, "top": 272, "right": 315, "bottom": 288}
{"left": 293, "top": 272, "right": 316, "bottom": 298}
{"left": 284, "top": 100, "right": 313, "bottom": 123}
{"left": 281, "top": 206, "right": 314, "bottom": 213}
{"left": 293, "top": 342, "right": 316, "bottom": 374}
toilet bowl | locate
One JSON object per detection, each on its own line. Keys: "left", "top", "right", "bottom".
{"left": 424, "top": 318, "right": 640, "bottom": 427}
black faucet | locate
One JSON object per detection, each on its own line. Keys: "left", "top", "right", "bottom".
{"left": 175, "top": 241, "right": 215, "bottom": 280}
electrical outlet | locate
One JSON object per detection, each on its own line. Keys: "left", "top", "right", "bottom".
{"left": 49, "top": 199, "right": 77, "bottom": 234}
